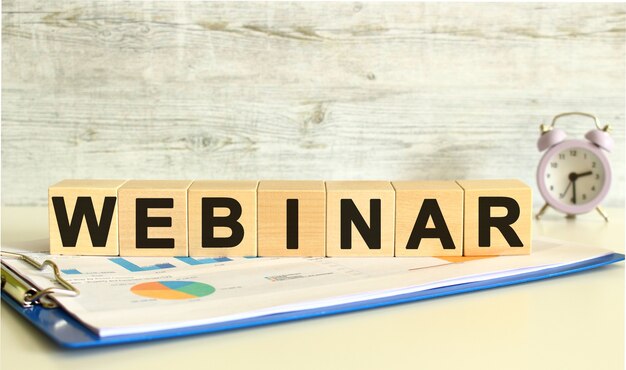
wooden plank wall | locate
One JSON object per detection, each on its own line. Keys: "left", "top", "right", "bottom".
{"left": 2, "top": 1, "right": 625, "bottom": 208}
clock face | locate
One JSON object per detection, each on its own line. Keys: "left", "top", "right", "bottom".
{"left": 541, "top": 145, "right": 606, "bottom": 208}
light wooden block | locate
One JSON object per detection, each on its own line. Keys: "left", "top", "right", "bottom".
{"left": 393, "top": 181, "right": 463, "bottom": 257}
{"left": 257, "top": 181, "right": 325, "bottom": 257}
{"left": 49, "top": 179, "right": 127, "bottom": 256}
{"left": 118, "top": 180, "right": 193, "bottom": 257}
{"left": 326, "top": 181, "right": 395, "bottom": 257}
{"left": 456, "top": 179, "right": 531, "bottom": 256}
{"left": 188, "top": 180, "right": 258, "bottom": 257}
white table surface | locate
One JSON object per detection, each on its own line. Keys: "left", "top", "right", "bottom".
{"left": 1, "top": 206, "right": 624, "bottom": 370}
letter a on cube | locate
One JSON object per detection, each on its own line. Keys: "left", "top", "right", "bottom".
{"left": 393, "top": 181, "right": 463, "bottom": 257}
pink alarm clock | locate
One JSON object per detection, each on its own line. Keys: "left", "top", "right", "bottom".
{"left": 536, "top": 112, "right": 613, "bottom": 221}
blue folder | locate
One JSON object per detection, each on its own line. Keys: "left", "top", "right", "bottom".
{"left": 2, "top": 253, "right": 623, "bottom": 349}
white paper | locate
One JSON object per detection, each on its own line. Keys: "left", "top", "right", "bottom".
{"left": 0, "top": 238, "right": 613, "bottom": 338}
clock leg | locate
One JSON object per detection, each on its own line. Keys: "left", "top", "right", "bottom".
{"left": 595, "top": 206, "right": 609, "bottom": 222}
{"left": 535, "top": 203, "right": 550, "bottom": 220}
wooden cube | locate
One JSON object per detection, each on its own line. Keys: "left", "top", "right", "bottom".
{"left": 326, "top": 181, "right": 395, "bottom": 257}
{"left": 118, "top": 180, "right": 193, "bottom": 257}
{"left": 257, "top": 181, "right": 325, "bottom": 257}
{"left": 456, "top": 179, "right": 531, "bottom": 256}
{"left": 393, "top": 181, "right": 463, "bottom": 257}
{"left": 188, "top": 180, "right": 258, "bottom": 257}
{"left": 49, "top": 179, "right": 127, "bottom": 256}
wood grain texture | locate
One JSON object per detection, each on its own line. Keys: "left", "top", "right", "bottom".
{"left": 2, "top": 2, "right": 625, "bottom": 209}
{"left": 457, "top": 179, "right": 532, "bottom": 256}
{"left": 49, "top": 179, "right": 126, "bottom": 256}
{"left": 257, "top": 180, "right": 326, "bottom": 257}
{"left": 393, "top": 181, "right": 464, "bottom": 257}
{"left": 118, "top": 180, "right": 192, "bottom": 256}
{"left": 325, "top": 181, "right": 395, "bottom": 257}
{"left": 188, "top": 180, "right": 257, "bottom": 257}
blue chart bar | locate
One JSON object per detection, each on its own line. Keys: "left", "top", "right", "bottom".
{"left": 175, "top": 257, "right": 232, "bottom": 266}
{"left": 109, "top": 258, "right": 176, "bottom": 272}
{"left": 61, "top": 269, "right": 81, "bottom": 275}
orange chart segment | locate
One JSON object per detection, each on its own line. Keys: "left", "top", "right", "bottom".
{"left": 130, "top": 281, "right": 216, "bottom": 300}
{"left": 133, "top": 289, "right": 196, "bottom": 300}
{"left": 132, "top": 282, "right": 169, "bottom": 291}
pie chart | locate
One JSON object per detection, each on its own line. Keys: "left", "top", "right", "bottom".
{"left": 131, "top": 281, "right": 216, "bottom": 300}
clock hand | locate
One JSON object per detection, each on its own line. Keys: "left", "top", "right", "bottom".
{"left": 559, "top": 181, "right": 572, "bottom": 199}
{"left": 567, "top": 171, "right": 592, "bottom": 204}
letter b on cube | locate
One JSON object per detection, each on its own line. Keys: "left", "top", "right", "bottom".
{"left": 188, "top": 180, "right": 258, "bottom": 257}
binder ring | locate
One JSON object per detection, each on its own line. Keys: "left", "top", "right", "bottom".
{"left": 1, "top": 251, "right": 79, "bottom": 307}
